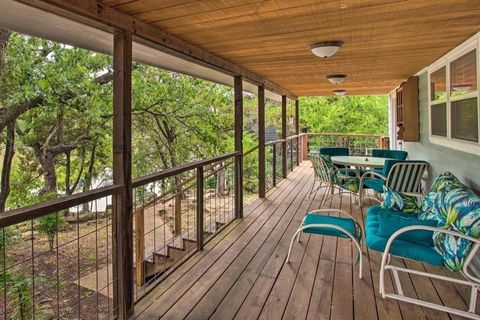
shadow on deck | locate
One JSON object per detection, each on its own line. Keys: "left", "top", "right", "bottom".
{"left": 133, "top": 161, "right": 475, "bottom": 320}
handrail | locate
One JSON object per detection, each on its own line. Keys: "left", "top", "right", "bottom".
{"left": 304, "top": 132, "right": 384, "bottom": 138}
{"left": 265, "top": 138, "right": 286, "bottom": 146}
{"left": 0, "top": 184, "right": 123, "bottom": 228}
{"left": 132, "top": 151, "right": 240, "bottom": 188}
{"left": 286, "top": 135, "right": 299, "bottom": 141}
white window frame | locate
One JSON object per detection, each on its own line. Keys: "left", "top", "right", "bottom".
{"left": 427, "top": 33, "right": 480, "bottom": 155}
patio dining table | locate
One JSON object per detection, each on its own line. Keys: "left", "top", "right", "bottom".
{"left": 331, "top": 156, "right": 391, "bottom": 178}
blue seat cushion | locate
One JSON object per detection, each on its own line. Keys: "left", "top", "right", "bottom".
{"left": 363, "top": 178, "right": 385, "bottom": 193}
{"left": 373, "top": 168, "right": 383, "bottom": 174}
{"left": 303, "top": 213, "right": 358, "bottom": 239}
{"left": 365, "top": 206, "right": 443, "bottom": 266}
{"left": 377, "top": 209, "right": 437, "bottom": 246}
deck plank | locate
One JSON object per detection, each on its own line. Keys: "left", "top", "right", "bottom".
{"left": 135, "top": 162, "right": 477, "bottom": 320}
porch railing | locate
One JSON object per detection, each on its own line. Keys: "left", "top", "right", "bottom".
{"left": 299, "top": 132, "right": 389, "bottom": 160}
{"left": 132, "top": 151, "right": 240, "bottom": 300}
{"left": 0, "top": 151, "right": 242, "bottom": 319}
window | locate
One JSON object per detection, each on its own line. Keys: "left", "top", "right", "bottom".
{"left": 428, "top": 36, "right": 480, "bottom": 154}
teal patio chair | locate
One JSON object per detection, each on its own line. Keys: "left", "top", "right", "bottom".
{"left": 309, "top": 154, "right": 360, "bottom": 206}
{"left": 319, "top": 147, "right": 356, "bottom": 176}
{"left": 371, "top": 149, "right": 408, "bottom": 174}
{"left": 358, "top": 160, "right": 428, "bottom": 207}
{"left": 366, "top": 173, "right": 480, "bottom": 319}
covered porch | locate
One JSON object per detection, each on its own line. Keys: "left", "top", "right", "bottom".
{"left": 0, "top": 1, "right": 479, "bottom": 320}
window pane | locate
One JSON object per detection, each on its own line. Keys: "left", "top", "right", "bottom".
{"left": 450, "top": 49, "right": 477, "bottom": 97}
{"left": 430, "top": 67, "right": 446, "bottom": 101}
{"left": 451, "top": 98, "right": 478, "bottom": 142}
{"left": 431, "top": 103, "right": 447, "bottom": 136}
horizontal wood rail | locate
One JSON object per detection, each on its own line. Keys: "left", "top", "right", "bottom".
{"left": 132, "top": 151, "right": 240, "bottom": 188}
{"left": 265, "top": 138, "right": 286, "bottom": 146}
{"left": 303, "top": 132, "right": 384, "bottom": 138}
{"left": 0, "top": 184, "right": 122, "bottom": 228}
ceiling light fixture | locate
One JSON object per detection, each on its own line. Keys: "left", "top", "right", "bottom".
{"left": 327, "top": 74, "right": 347, "bottom": 84}
{"left": 310, "top": 40, "right": 344, "bottom": 58}
{"left": 334, "top": 89, "right": 346, "bottom": 96}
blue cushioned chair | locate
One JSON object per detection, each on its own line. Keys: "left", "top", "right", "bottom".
{"left": 286, "top": 209, "right": 363, "bottom": 278}
{"left": 365, "top": 176, "right": 480, "bottom": 319}
{"left": 359, "top": 160, "right": 428, "bottom": 207}
{"left": 371, "top": 149, "right": 408, "bottom": 174}
{"left": 319, "top": 147, "right": 356, "bottom": 177}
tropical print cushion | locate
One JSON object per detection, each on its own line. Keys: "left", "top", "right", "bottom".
{"left": 431, "top": 184, "right": 480, "bottom": 271}
{"left": 318, "top": 154, "right": 359, "bottom": 193}
{"left": 336, "top": 173, "right": 359, "bottom": 193}
{"left": 381, "top": 186, "right": 422, "bottom": 213}
{"left": 419, "top": 172, "right": 463, "bottom": 220}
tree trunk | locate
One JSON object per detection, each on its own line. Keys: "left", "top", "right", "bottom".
{"left": 33, "top": 144, "right": 58, "bottom": 194}
{"left": 216, "top": 163, "right": 226, "bottom": 197}
{"left": 0, "top": 28, "right": 11, "bottom": 81}
{"left": 0, "top": 121, "right": 15, "bottom": 212}
{"left": 82, "top": 145, "right": 96, "bottom": 212}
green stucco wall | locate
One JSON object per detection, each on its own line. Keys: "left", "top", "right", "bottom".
{"left": 403, "top": 72, "right": 480, "bottom": 193}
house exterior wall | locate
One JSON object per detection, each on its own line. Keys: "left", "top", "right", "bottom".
{"left": 403, "top": 72, "right": 480, "bottom": 193}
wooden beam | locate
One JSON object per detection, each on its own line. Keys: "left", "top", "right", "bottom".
{"left": 15, "top": 0, "right": 296, "bottom": 100}
{"left": 258, "top": 86, "right": 266, "bottom": 198}
{"left": 295, "top": 99, "right": 300, "bottom": 165}
{"left": 281, "top": 95, "right": 287, "bottom": 179}
{"left": 112, "top": 30, "right": 134, "bottom": 319}
{"left": 234, "top": 76, "right": 243, "bottom": 218}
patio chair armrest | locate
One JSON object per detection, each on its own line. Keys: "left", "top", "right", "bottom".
{"left": 360, "top": 171, "right": 386, "bottom": 184}
{"left": 382, "top": 225, "right": 480, "bottom": 283}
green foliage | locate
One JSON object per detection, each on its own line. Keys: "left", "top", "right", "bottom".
{"left": 299, "top": 96, "right": 388, "bottom": 134}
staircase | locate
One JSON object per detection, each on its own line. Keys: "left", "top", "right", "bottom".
{"left": 140, "top": 219, "right": 226, "bottom": 283}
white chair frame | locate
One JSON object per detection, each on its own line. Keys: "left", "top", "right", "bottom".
{"left": 359, "top": 161, "right": 428, "bottom": 208}
{"left": 379, "top": 225, "right": 480, "bottom": 319}
{"left": 286, "top": 209, "right": 364, "bottom": 279}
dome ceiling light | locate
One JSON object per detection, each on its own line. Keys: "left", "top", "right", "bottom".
{"left": 327, "top": 74, "right": 347, "bottom": 84}
{"left": 309, "top": 40, "right": 344, "bottom": 58}
{"left": 334, "top": 89, "right": 346, "bottom": 96}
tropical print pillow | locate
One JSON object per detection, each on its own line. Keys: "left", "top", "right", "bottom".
{"left": 431, "top": 186, "right": 480, "bottom": 271}
{"left": 381, "top": 185, "right": 422, "bottom": 213}
{"left": 419, "top": 172, "right": 463, "bottom": 220}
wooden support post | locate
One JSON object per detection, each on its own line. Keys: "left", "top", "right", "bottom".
{"left": 234, "top": 76, "right": 243, "bottom": 218}
{"left": 272, "top": 144, "right": 277, "bottom": 187}
{"left": 302, "top": 134, "right": 308, "bottom": 161}
{"left": 174, "top": 182, "right": 182, "bottom": 235}
{"left": 134, "top": 208, "right": 144, "bottom": 286}
{"left": 281, "top": 95, "right": 287, "bottom": 178}
{"left": 258, "top": 86, "right": 266, "bottom": 198}
{"left": 295, "top": 100, "right": 300, "bottom": 165}
{"left": 196, "top": 166, "right": 204, "bottom": 250}
{"left": 112, "top": 30, "right": 133, "bottom": 319}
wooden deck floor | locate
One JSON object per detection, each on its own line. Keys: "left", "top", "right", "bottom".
{"left": 134, "top": 161, "right": 474, "bottom": 320}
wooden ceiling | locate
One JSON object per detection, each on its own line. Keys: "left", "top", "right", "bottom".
{"left": 99, "top": 0, "right": 480, "bottom": 96}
